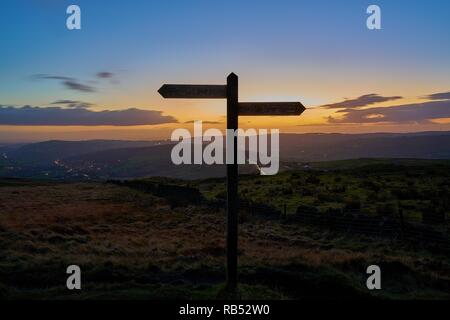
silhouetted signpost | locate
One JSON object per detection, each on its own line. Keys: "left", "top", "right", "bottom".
{"left": 159, "top": 73, "right": 305, "bottom": 291}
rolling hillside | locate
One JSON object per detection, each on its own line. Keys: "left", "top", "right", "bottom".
{"left": 1, "top": 131, "right": 450, "bottom": 180}
{"left": 1, "top": 160, "right": 449, "bottom": 299}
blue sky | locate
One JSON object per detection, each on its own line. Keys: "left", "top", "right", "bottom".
{"left": 1, "top": 0, "right": 450, "bottom": 141}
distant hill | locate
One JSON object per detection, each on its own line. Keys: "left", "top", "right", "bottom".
{"left": 1, "top": 131, "right": 450, "bottom": 180}
{"left": 61, "top": 144, "right": 259, "bottom": 179}
{"left": 4, "top": 139, "right": 171, "bottom": 166}
{"left": 279, "top": 131, "right": 450, "bottom": 161}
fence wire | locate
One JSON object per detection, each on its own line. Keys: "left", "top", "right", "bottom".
{"left": 233, "top": 200, "right": 450, "bottom": 252}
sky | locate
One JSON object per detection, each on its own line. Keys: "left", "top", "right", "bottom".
{"left": 1, "top": 0, "right": 450, "bottom": 142}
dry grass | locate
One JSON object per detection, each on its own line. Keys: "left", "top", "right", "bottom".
{"left": 1, "top": 180, "right": 449, "bottom": 300}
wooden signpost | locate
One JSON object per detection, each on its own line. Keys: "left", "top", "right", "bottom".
{"left": 158, "top": 73, "right": 305, "bottom": 291}
{"left": 158, "top": 84, "right": 227, "bottom": 99}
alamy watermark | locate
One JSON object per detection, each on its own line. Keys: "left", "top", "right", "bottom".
{"left": 366, "top": 265, "right": 381, "bottom": 290}
{"left": 171, "top": 121, "right": 280, "bottom": 175}
{"left": 367, "top": 5, "right": 381, "bottom": 30}
{"left": 66, "top": 5, "right": 81, "bottom": 30}
{"left": 67, "top": 5, "right": 381, "bottom": 31}
{"left": 66, "top": 265, "right": 81, "bottom": 290}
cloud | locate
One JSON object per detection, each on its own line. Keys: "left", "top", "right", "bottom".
{"left": 0, "top": 105, "right": 178, "bottom": 126}
{"left": 321, "top": 94, "right": 403, "bottom": 109}
{"left": 63, "top": 80, "right": 95, "bottom": 92}
{"left": 328, "top": 100, "right": 450, "bottom": 124}
{"left": 33, "top": 74, "right": 96, "bottom": 93}
{"left": 96, "top": 72, "right": 114, "bottom": 79}
{"left": 184, "top": 120, "right": 222, "bottom": 124}
{"left": 51, "top": 100, "right": 94, "bottom": 109}
{"left": 423, "top": 91, "right": 450, "bottom": 101}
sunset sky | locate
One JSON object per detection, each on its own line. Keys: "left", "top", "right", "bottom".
{"left": 1, "top": 0, "right": 450, "bottom": 142}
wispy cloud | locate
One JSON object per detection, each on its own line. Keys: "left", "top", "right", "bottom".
{"left": 96, "top": 72, "right": 114, "bottom": 79}
{"left": 321, "top": 94, "right": 403, "bottom": 109}
{"left": 50, "top": 100, "right": 94, "bottom": 109}
{"left": 423, "top": 91, "right": 450, "bottom": 101}
{"left": 184, "top": 120, "right": 223, "bottom": 124}
{"left": 0, "top": 105, "right": 178, "bottom": 126}
{"left": 33, "top": 74, "right": 96, "bottom": 93}
{"left": 328, "top": 100, "right": 450, "bottom": 124}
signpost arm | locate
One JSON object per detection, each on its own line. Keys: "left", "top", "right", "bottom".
{"left": 226, "top": 73, "right": 239, "bottom": 291}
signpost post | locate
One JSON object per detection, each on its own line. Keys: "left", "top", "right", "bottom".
{"left": 158, "top": 73, "right": 305, "bottom": 291}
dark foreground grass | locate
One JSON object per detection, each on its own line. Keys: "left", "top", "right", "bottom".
{"left": 1, "top": 165, "right": 449, "bottom": 300}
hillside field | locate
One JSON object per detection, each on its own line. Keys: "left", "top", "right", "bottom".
{"left": 1, "top": 160, "right": 450, "bottom": 299}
